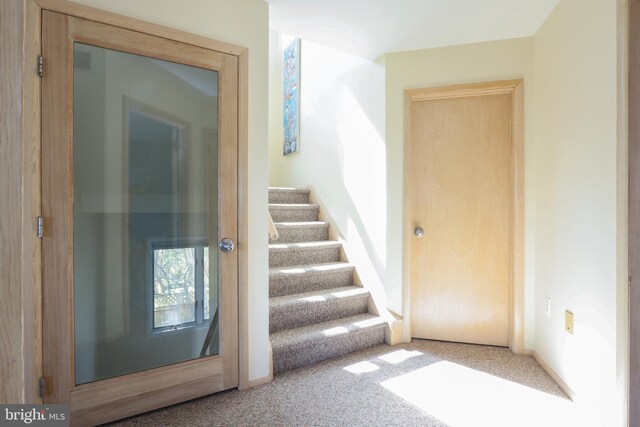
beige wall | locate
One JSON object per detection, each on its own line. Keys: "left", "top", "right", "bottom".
{"left": 71, "top": 0, "right": 270, "bottom": 382}
{"left": 268, "top": 31, "right": 286, "bottom": 186}
{"left": 533, "top": 0, "right": 620, "bottom": 423}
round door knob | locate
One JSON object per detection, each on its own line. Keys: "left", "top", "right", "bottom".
{"left": 219, "top": 238, "right": 235, "bottom": 253}
{"left": 413, "top": 227, "right": 424, "bottom": 237}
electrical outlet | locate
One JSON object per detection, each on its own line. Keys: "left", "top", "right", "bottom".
{"left": 545, "top": 298, "right": 551, "bottom": 317}
{"left": 565, "top": 310, "right": 574, "bottom": 334}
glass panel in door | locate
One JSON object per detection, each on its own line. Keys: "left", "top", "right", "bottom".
{"left": 72, "top": 42, "right": 219, "bottom": 385}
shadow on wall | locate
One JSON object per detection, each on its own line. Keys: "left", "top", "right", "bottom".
{"left": 269, "top": 33, "right": 393, "bottom": 312}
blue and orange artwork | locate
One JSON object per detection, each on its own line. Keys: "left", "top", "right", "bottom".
{"left": 283, "top": 39, "right": 300, "bottom": 156}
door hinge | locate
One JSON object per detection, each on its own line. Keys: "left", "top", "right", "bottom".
{"left": 37, "top": 216, "right": 44, "bottom": 239}
{"left": 38, "top": 376, "right": 45, "bottom": 399}
{"left": 37, "top": 55, "right": 43, "bottom": 77}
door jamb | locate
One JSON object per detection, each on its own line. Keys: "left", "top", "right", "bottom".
{"left": 402, "top": 79, "right": 525, "bottom": 353}
{"left": 628, "top": 0, "right": 638, "bottom": 424}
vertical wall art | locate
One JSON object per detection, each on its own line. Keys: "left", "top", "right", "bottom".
{"left": 283, "top": 38, "right": 301, "bottom": 156}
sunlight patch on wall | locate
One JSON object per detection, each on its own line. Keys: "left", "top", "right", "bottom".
{"left": 559, "top": 305, "right": 617, "bottom": 421}
{"left": 336, "top": 87, "right": 387, "bottom": 264}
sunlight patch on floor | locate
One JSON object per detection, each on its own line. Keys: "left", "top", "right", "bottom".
{"left": 330, "top": 288, "right": 366, "bottom": 298}
{"left": 343, "top": 361, "right": 381, "bottom": 375}
{"left": 380, "top": 361, "right": 594, "bottom": 427}
{"left": 352, "top": 317, "right": 384, "bottom": 328}
{"left": 377, "top": 349, "right": 424, "bottom": 364}
{"left": 300, "top": 295, "right": 327, "bottom": 302}
{"left": 278, "top": 267, "right": 306, "bottom": 274}
{"left": 322, "top": 326, "right": 349, "bottom": 336}
{"left": 299, "top": 288, "right": 365, "bottom": 303}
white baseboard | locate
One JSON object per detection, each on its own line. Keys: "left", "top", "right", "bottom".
{"left": 247, "top": 373, "right": 272, "bottom": 388}
{"left": 241, "top": 341, "right": 273, "bottom": 390}
{"left": 385, "top": 314, "right": 404, "bottom": 345}
{"left": 532, "top": 351, "right": 576, "bottom": 401}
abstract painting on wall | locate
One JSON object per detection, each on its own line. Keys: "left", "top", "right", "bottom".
{"left": 283, "top": 38, "right": 301, "bottom": 156}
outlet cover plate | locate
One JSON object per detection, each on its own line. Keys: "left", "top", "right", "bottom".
{"left": 545, "top": 298, "right": 551, "bottom": 317}
{"left": 565, "top": 310, "right": 574, "bottom": 334}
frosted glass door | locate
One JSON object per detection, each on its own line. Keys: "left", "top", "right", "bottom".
{"left": 72, "top": 42, "right": 220, "bottom": 384}
{"left": 42, "top": 13, "right": 238, "bottom": 419}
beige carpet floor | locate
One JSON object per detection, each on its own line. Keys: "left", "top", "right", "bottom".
{"left": 109, "top": 340, "right": 591, "bottom": 427}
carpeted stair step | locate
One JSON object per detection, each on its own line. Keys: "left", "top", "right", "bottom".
{"left": 269, "top": 262, "right": 355, "bottom": 297}
{"left": 270, "top": 286, "right": 370, "bottom": 333}
{"left": 269, "top": 187, "right": 310, "bottom": 204}
{"left": 269, "top": 204, "right": 319, "bottom": 222}
{"left": 271, "top": 313, "right": 386, "bottom": 373}
{"left": 267, "top": 187, "right": 388, "bottom": 375}
{"left": 269, "top": 241, "right": 341, "bottom": 268}
{"left": 271, "top": 221, "right": 329, "bottom": 243}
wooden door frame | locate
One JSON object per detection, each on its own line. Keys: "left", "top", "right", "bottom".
{"left": 629, "top": 0, "right": 639, "bottom": 425}
{"left": 0, "top": 0, "right": 42, "bottom": 403}
{"left": 402, "top": 79, "right": 525, "bottom": 353}
{"left": 0, "top": 0, "right": 251, "bottom": 405}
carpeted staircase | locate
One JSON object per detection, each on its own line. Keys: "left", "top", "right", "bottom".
{"left": 269, "top": 187, "right": 386, "bottom": 373}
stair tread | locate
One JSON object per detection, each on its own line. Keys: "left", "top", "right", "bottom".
{"left": 269, "top": 240, "right": 341, "bottom": 250}
{"left": 273, "top": 221, "right": 329, "bottom": 227}
{"left": 269, "top": 187, "right": 310, "bottom": 193}
{"left": 268, "top": 188, "right": 385, "bottom": 373}
{"left": 269, "top": 203, "right": 318, "bottom": 208}
{"left": 269, "top": 262, "right": 355, "bottom": 297}
{"left": 270, "top": 286, "right": 368, "bottom": 308}
{"left": 270, "top": 313, "right": 386, "bottom": 348}
{"left": 270, "top": 261, "right": 353, "bottom": 275}
{"left": 268, "top": 188, "right": 311, "bottom": 205}
{"left": 270, "top": 203, "right": 319, "bottom": 223}
{"left": 270, "top": 286, "right": 369, "bottom": 333}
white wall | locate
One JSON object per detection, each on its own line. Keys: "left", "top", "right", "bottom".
{"left": 532, "top": 0, "right": 619, "bottom": 423}
{"left": 72, "top": 0, "right": 270, "bottom": 382}
{"left": 269, "top": 33, "right": 389, "bottom": 311}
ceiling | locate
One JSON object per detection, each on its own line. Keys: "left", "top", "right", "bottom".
{"left": 266, "top": 0, "right": 560, "bottom": 59}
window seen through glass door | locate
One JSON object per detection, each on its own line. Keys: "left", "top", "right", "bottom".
{"left": 152, "top": 244, "right": 211, "bottom": 331}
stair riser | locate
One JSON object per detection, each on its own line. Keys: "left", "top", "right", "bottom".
{"left": 270, "top": 295, "right": 369, "bottom": 333}
{"left": 269, "top": 191, "right": 310, "bottom": 204}
{"left": 269, "top": 268, "right": 354, "bottom": 297}
{"left": 272, "top": 326, "right": 385, "bottom": 373}
{"left": 270, "top": 207, "right": 319, "bottom": 222}
{"left": 272, "top": 225, "right": 329, "bottom": 243}
{"left": 269, "top": 247, "right": 340, "bottom": 268}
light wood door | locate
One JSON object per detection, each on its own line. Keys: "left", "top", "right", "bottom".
{"left": 410, "top": 93, "right": 512, "bottom": 347}
{"left": 41, "top": 11, "right": 238, "bottom": 425}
